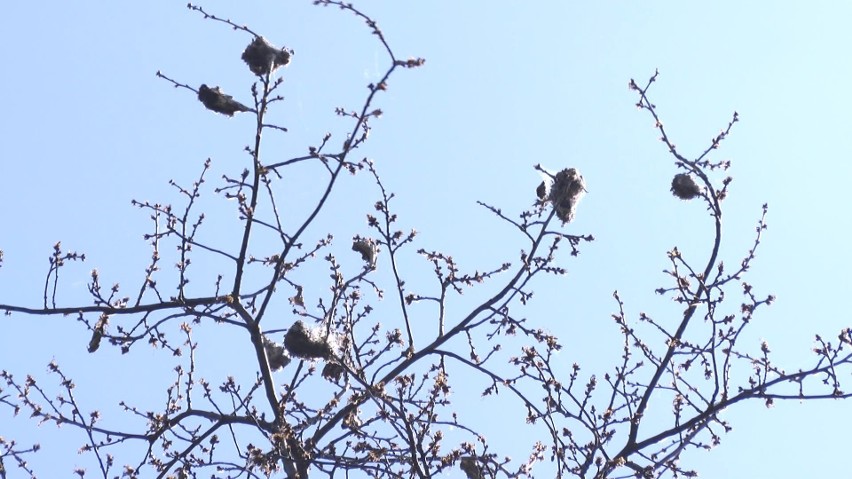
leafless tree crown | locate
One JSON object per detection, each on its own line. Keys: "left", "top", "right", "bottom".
{"left": 2, "top": 4, "right": 851, "bottom": 479}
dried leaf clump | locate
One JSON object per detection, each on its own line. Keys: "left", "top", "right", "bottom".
{"left": 671, "top": 173, "right": 702, "bottom": 200}
{"left": 242, "top": 36, "right": 293, "bottom": 76}
{"left": 352, "top": 236, "right": 378, "bottom": 268}
{"left": 197, "top": 84, "right": 252, "bottom": 116}
{"left": 460, "top": 457, "right": 484, "bottom": 479}
{"left": 284, "top": 320, "right": 335, "bottom": 359}
{"left": 262, "top": 336, "right": 291, "bottom": 371}
{"left": 540, "top": 167, "right": 586, "bottom": 223}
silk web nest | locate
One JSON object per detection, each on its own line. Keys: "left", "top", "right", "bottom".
{"left": 671, "top": 173, "right": 703, "bottom": 200}
{"left": 241, "top": 36, "right": 293, "bottom": 76}
{"left": 352, "top": 236, "right": 378, "bottom": 269}
{"left": 537, "top": 166, "right": 586, "bottom": 223}
{"left": 262, "top": 336, "right": 291, "bottom": 371}
{"left": 284, "top": 320, "right": 340, "bottom": 360}
{"left": 196, "top": 36, "right": 292, "bottom": 116}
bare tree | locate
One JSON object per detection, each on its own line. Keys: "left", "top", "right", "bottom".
{"left": 2, "top": 3, "right": 851, "bottom": 479}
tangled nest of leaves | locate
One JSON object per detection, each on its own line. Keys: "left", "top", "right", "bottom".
{"left": 537, "top": 167, "right": 586, "bottom": 223}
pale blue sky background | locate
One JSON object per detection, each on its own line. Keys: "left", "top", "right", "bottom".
{"left": 2, "top": 2, "right": 851, "bottom": 478}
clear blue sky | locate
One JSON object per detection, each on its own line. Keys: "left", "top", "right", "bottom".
{"left": 2, "top": 2, "right": 851, "bottom": 477}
